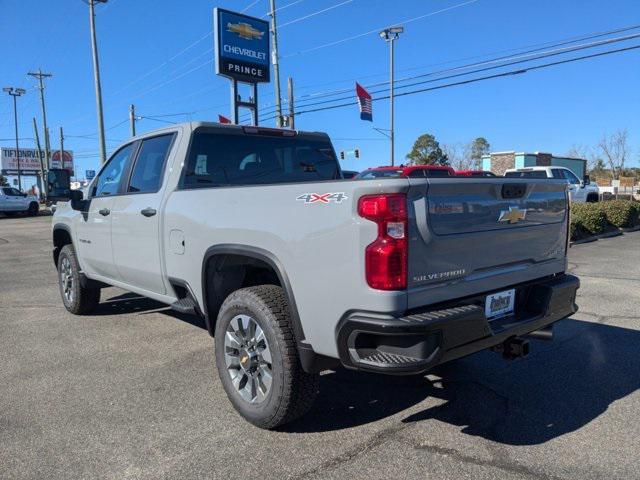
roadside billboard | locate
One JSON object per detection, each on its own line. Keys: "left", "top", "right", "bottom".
{"left": 1, "top": 147, "right": 74, "bottom": 175}
{"left": 51, "top": 150, "right": 75, "bottom": 175}
{"left": 214, "top": 8, "right": 270, "bottom": 83}
{"left": 1, "top": 147, "right": 43, "bottom": 174}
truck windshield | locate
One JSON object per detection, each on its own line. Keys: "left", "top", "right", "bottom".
{"left": 183, "top": 132, "right": 340, "bottom": 187}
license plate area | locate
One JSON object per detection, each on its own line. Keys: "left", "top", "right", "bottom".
{"left": 485, "top": 289, "right": 515, "bottom": 320}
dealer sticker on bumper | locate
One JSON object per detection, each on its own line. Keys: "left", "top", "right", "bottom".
{"left": 485, "top": 289, "right": 516, "bottom": 319}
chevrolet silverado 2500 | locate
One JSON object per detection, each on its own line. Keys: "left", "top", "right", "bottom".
{"left": 47, "top": 122, "right": 579, "bottom": 429}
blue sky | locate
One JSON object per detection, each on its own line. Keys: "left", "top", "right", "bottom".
{"left": 1, "top": 0, "right": 639, "bottom": 179}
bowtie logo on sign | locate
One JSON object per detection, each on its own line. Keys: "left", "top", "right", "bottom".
{"left": 227, "top": 22, "right": 265, "bottom": 41}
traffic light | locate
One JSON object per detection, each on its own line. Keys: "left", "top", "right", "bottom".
{"left": 340, "top": 151, "right": 345, "bottom": 160}
{"left": 354, "top": 149, "right": 360, "bottom": 158}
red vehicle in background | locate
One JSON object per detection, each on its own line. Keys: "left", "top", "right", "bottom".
{"left": 456, "top": 170, "right": 497, "bottom": 177}
{"left": 355, "top": 164, "right": 456, "bottom": 179}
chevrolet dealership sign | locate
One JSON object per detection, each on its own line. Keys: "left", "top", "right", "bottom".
{"left": 214, "top": 8, "right": 270, "bottom": 83}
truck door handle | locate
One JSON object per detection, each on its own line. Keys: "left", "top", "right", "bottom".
{"left": 140, "top": 207, "right": 157, "bottom": 217}
{"left": 98, "top": 208, "right": 110, "bottom": 216}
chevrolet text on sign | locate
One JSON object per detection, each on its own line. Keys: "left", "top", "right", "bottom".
{"left": 214, "top": 8, "right": 270, "bottom": 83}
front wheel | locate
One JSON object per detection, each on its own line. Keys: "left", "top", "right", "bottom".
{"left": 27, "top": 202, "right": 39, "bottom": 216}
{"left": 214, "top": 285, "right": 319, "bottom": 429}
{"left": 57, "top": 244, "right": 100, "bottom": 315}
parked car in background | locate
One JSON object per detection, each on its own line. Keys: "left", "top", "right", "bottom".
{"left": 504, "top": 166, "right": 599, "bottom": 203}
{"left": 456, "top": 170, "right": 497, "bottom": 177}
{"left": 355, "top": 164, "right": 455, "bottom": 179}
{"left": 0, "top": 187, "right": 39, "bottom": 216}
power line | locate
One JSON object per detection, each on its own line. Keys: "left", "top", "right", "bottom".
{"left": 289, "top": 44, "right": 640, "bottom": 118}
{"left": 282, "top": 0, "right": 479, "bottom": 58}
{"left": 254, "top": 30, "right": 640, "bottom": 119}
{"left": 279, "top": 0, "right": 354, "bottom": 28}
{"left": 288, "top": 23, "right": 640, "bottom": 105}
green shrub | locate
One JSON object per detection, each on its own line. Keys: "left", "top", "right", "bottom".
{"left": 599, "top": 200, "right": 639, "bottom": 228}
{"left": 571, "top": 203, "right": 607, "bottom": 236}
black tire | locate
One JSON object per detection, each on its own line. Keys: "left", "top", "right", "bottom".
{"left": 27, "top": 202, "right": 39, "bottom": 216}
{"left": 586, "top": 194, "right": 599, "bottom": 203}
{"left": 214, "top": 285, "right": 319, "bottom": 429}
{"left": 57, "top": 244, "right": 100, "bottom": 315}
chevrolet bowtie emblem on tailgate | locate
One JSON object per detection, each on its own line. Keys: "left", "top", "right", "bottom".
{"left": 498, "top": 206, "right": 527, "bottom": 224}
{"left": 227, "top": 22, "right": 265, "bottom": 40}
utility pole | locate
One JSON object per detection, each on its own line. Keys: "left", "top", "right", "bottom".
{"left": 33, "top": 118, "right": 46, "bottom": 200}
{"left": 287, "top": 76, "right": 295, "bottom": 130}
{"left": 379, "top": 26, "right": 403, "bottom": 166}
{"left": 27, "top": 69, "right": 53, "bottom": 169}
{"left": 88, "top": 0, "right": 108, "bottom": 164}
{"left": 129, "top": 104, "right": 136, "bottom": 137}
{"left": 59, "top": 127, "right": 65, "bottom": 172}
{"left": 3, "top": 87, "right": 26, "bottom": 190}
{"left": 268, "top": 0, "right": 284, "bottom": 128}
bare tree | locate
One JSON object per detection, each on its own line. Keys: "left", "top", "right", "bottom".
{"left": 442, "top": 142, "right": 473, "bottom": 170}
{"left": 566, "top": 144, "right": 600, "bottom": 171}
{"left": 597, "top": 130, "right": 629, "bottom": 179}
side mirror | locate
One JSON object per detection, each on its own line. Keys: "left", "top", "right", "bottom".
{"left": 579, "top": 180, "right": 585, "bottom": 188}
{"left": 47, "top": 169, "right": 72, "bottom": 201}
{"left": 583, "top": 175, "right": 591, "bottom": 185}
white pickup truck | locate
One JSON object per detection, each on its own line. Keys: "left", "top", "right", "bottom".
{"left": 504, "top": 166, "right": 599, "bottom": 203}
{"left": 47, "top": 123, "right": 579, "bottom": 429}
{"left": 0, "top": 186, "right": 40, "bottom": 216}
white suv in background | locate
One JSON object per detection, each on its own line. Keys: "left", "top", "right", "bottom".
{"left": 0, "top": 187, "right": 40, "bottom": 216}
{"left": 504, "top": 166, "right": 599, "bottom": 203}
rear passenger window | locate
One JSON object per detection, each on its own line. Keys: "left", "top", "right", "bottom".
{"left": 551, "top": 169, "right": 564, "bottom": 179}
{"left": 408, "top": 170, "right": 425, "bottom": 178}
{"left": 128, "top": 134, "right": 174, "bottom": 193}
{"left": 182, "top": 131, "right": 340, "bottom": 188}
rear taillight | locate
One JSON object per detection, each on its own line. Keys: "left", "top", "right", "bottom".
{"left": 358, "top": 193, "right": 408, "bottom": 290}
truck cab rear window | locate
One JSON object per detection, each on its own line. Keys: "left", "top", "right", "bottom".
{"left": 182, "top": 132, "right": 340, "bottom": 188}
{"left": 504, "top": 171, "right": 548, "bottom": 179}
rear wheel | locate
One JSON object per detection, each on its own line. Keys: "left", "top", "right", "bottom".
{"left": 214, "top": 285, "right": 319, "bottom": 429}
{"left": 57, "top": 244, "right": 100, "bottom": 315}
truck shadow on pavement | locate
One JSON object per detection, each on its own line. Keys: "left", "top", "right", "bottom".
{"left": 287, "top": 317, "right": 640, "bottom": 445}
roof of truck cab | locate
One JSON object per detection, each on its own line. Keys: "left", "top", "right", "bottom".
{"left": 130, "top": 122, "right": 330, "bottom": 141}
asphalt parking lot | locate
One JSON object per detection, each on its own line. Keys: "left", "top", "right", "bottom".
{"left": 1, "top": 215, "right": 639, "bottom": 480}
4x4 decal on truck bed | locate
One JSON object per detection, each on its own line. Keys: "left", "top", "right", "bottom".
{"left": 296, "top": 193, "right": 348, "bottom": 204}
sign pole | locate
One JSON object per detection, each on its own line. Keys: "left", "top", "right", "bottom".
{"left": 252, "top": 83, "right": 259, "bottom": 126}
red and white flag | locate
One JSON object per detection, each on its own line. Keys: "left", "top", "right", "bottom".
{"left": 218, "top": 114, "right": 231, "bottom": 124}
{"left": 356, "top": 82, "right": 372, "bottom": 121}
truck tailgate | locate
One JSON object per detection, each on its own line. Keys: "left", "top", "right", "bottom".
{"left": 406, "top": 178, "right": 568, "bottom": 309}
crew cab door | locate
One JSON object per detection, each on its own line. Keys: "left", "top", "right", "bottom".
{"left": 111, "top": 134, "right": 175, "bottom": 294}
{"left": 76, "top": 143, "right": 136, "bottom": 280}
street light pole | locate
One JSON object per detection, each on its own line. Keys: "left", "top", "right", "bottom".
{"left": 87, "top": 0, "right": 108, "bottom": 164}
{"left": 3, "top": 87, "right": 27, "bottom": 190}
{"left": 380, "top": 26, "right": 403, "bottom": 166}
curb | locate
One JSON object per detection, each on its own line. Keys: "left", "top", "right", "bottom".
{"left": 570, "top": 225, "right": 640, "bottom": 246}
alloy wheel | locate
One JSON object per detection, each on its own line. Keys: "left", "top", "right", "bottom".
{"left": 223, "top": 314, "right": 273, "bottom": 403}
